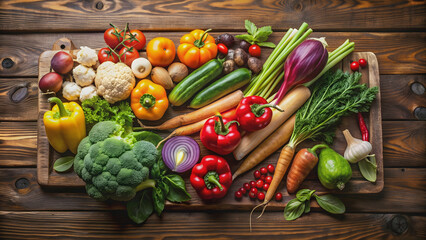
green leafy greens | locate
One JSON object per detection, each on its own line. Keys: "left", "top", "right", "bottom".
{"left": 289, "top": 70, "right": 379, "bottom": 147}
{"left": 236, "top": 20, "right": 276, "bottom": 48}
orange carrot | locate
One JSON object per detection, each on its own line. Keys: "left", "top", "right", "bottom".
{"left": 286, "top": 144, "right": 327, "bottom": 193}
{"left": 155, "top": 118, "right": 207, "bottom": 148}
{"left": 140, "top": 90, "right": 244, "bottom": 130}
{"left": 232, "top": 115, "right": 295, "bottom": 180}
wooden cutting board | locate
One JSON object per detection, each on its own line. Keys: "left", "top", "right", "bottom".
{"left": 37, "top": 38, "right": 383, "bottom": 209}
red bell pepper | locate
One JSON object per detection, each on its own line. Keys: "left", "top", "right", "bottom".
{"left": 200, "top": 115, "right": 240, "bottom": 155}
{"left": 236, "top": 96, "right": 283, "bottom": 132}
{"left": 190, "top": 155, "right": 232, "bottom": 200}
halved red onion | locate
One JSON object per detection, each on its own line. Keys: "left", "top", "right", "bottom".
{"left": 162, "top": 136, "right": 200, "bottom": 173}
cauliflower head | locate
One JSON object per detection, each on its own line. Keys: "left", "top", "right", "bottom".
{"left": 77, "top": 46, "right": 98, "bottom": 67}
{"left": 62, "top": 81, "right": 81, "bottom": 101}
{"left": 74, "top": 121, "right": 158, "bottom": 201}
{"left": 95, "top": 62, "right": 135, "bottom": 104}
{"left": 79, "top": 85, "right": 98, "bottom": 102}
{"left": 73, "top": 64, "right": 96, "bottom": 87}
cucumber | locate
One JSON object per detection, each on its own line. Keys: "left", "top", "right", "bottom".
{"left": 168, "top": 59, "right": 224, "bottom": 106}
{"left": 189, "top": 68, "right": 251, "bottom": 109}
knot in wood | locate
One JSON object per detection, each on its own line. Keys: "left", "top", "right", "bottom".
{"left": 8, "top": 83, "right": 29, "bottom": 103}
{"left": 15, "top": 178, "right": 30, "bottom": 189}
{"left": 95, "top": 1, "right": 104, "bottom": 10}
{"left": 390, "top": 215, "right": 408, "bottom": 235}
{"left": 2, "top": 58, "right": 14, "bottom": 69}
{"left": 410, "top": 82, "right": 425, "bottom": 95}
{"left": 413, "top": 107, "right": 425, "bottom": 121}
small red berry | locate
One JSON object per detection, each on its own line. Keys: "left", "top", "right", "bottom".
{"left": 265, "top": 175, "right": 273, "bottom": 184}
{"left": 250, "top": 181, "right": 256, "bottom": 188}
{"left": 239, "top": 187, "right": 247, "bottom": 195}
{"left": 235, "top": 191, "right": 242, "bottom": 199}
{"left": 263, "top": 183, "right": 270, "bottom": 191}
{"left": 243, "top": 182, "right": 250, "bottom": 190}
{"left": 260, "top": 175, "right": 265, "bottom": 181}
{"left": 253, "top": 170, "right": 261, "bottom": 179}
{"left": 275, "top": 192, "right": 283, "bottom": 201}
{"left": 217, "top": 43, "right": 228, "bottom": 55}
{"left": 359, "top": 58, "right": 367, "bottom": 68}
{"left": 350, "top": 61, "right": 360, "bottom": 71}
{"left": 267, "top": 164, "right": 274, "bottom": 173}
{"left": 249, "top": 191, "right": 257, "bottom": 199}
{"left": 257, "top": 192, "right": 265, "bottom": 201}
{"left": 256, "top": 179, "right": 264, "bottom": 189}
{"left": 260, "top": 167, "right": 268, "bottom": 175}
{"left": 248, "top": 44, "right": 261, "bottom": 57}
{"left": 250, "top": 187, "right": 258, "bottom": 195}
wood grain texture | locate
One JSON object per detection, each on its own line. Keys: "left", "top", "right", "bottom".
{"left": 1, "top": 168, "right": 424, "bottom": 213}
{"left": 0, "top": 78, "right": 38, "bottom": 121}
{"left": 0, "top": 0, "right": 424, "bottom": 32}
{"left": 1, "top": 32, "right": 425, "bottom": 77}
{"left": 0, "top": 211, "right": 424, "bottom": 239}
{"left": 0, "top": 122, "right": 37, "bottom": 167}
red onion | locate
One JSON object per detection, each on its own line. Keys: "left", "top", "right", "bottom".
{"left": 275, "top": 38, "right": 328, "bottom": 103}
{"left": 162, "top": 136, "right": 200, "bottom": 173}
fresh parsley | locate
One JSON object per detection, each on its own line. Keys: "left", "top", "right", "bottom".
{"left": 236, "top": 20, "right": 276, "bottom": 48}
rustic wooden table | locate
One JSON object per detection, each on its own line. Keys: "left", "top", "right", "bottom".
{"left": 0, "top": 1, "right": 425, "bottom": 239}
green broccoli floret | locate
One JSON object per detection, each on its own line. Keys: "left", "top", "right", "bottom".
{"left": 74, "top": 121, "right": 160, "bottom": 202}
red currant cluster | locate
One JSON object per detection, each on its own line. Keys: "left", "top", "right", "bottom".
{"left": 234, "top": 164, "right": 283, "bottom": 202}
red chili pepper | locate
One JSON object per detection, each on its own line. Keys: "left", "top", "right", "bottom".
{"left": 357, "top": 112, "right": 369, "bottom": 141}
{"left": 236, "top": 96, "right": 283, "bottom": 132}
{"left": 190, "top": 155, "right": 232, "bottom": 200}
{"left": 200, "top": 115, "right": 241, "bottom": 155}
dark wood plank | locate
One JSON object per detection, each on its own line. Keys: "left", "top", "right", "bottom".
{"left": 1, "top": 168, "right": 424, "bottom": 213}
{"left": 381, "top": 75, "right": 426, "bottom": 120}
{"left": 0, "top": 122, "right": 37, "bottom": 167}
{"left": 0, "top": 211, "right": 424, "bottom": 239}
{"left": 0, "top": 0, "right": 424, "bottom": 32}
{"left": 0, "top": 78, "right": 38, "bottom": 121}
{"left": 1, "top": 32, "right": 425, "bottom": 77}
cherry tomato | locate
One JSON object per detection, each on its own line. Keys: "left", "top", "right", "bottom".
{"left": 254, "top": 170, "right": 261, "bottom": 179}
{"left": 260, "top": 167, "right": 268, "bottom": 175}
{"left": 267, "top": 164, "right": 275, "bottom": 173}
{"left": 260, "top": 175, "right": 266, "bottom": 181}
{"left": 265, "top": 175, "right": 273, "bottom": 184}
{"left": 123, "top": 29, "right": 146, "bottom": 51}
{"left": 350, "top": 61, "right": 360, "bottom": 71}
{"left": 275, "top": 192, "right": 283, "bottom": 201}
{"left": 104, "top": 27, "right": 123, "bottom": 49}
{"left": 263, "top": 183, "right": 269, "bottom": 191}
{"left": 217, "top": 43, "right": 228, "bottom": 55}
{"left": 98, "top": 47, "right": 119, "bottom": 64}
{"left": 235, "top": 191, "right": 242, "bottom": 199}
{"left": 250, "top": 187, "right": 258, "bottom": 195}
{"left": 119, "top": 47, "right": 140, "bottom": 67}
{"left": 239, "top": 187, "right": 247, "bottom": 195}
{"left": 257, "top": 192, "right": 265, "bottom": 201}
{"left": 249, "top": 191, "right": 257, "bottom": 199}
{"left": 256, "top": 179, "right": 264, "bottom": 189}
{"left": 243, "top": 182, "right": 250, "bottom": 191}
{"left": 249, "top": 44, "right": 261, "bottom": 57}
{"left": 359, "top": 58, "right": 367, "bottom": 68}
{"left": 146, "top": 37, "right": 176, "bottom": 67}
{"left": 249, "top": 181, "right": 256, "bottom": 188}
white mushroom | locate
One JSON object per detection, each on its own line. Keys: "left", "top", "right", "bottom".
{"left": 131, "top": 57, "right": 152, "bottom": 79}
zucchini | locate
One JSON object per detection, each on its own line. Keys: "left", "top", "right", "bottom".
{"left": 168, "top": 59, "right": 224, "bottom": 106}
{"left": 189, "top": 68, "right": 251, "bottom": 109}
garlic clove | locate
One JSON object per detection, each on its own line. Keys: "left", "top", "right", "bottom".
{"left": 343, "top": 129, "right": 372, "bottom": 163}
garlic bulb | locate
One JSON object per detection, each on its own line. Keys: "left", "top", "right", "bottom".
{"left": 343, "top": 129, "right": 372, "bottom": 163}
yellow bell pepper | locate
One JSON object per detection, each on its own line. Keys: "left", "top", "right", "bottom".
{"left": 43, "top": 97, "right": 86, "bottom": 154}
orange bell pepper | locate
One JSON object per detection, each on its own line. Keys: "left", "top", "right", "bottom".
{"left": 177, "top": 29, "right": 217, "bottom": 69}
{"left": 131, "top": 79, "right": 169, "bottom": 121}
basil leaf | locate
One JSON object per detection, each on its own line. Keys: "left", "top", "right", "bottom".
{"left": 254, "top": 26, "right": 273, "bottom": 42}
{"left": 304, "top": 201, "right": 311, "bottom": 213}
{"left": 257, "top": 42, "right": 276, "bottom": 48}
{"left": 127, "top": 189, "right": 153, "bottom": 224}
{"left": 164, "top": 174, "right": 191, "bottom": 202}
{"left": 296, "top": 189, "right": 316, "bottom": 202}
{"left": 53, "top": 156, "right": 74, "bottom": 172}
{"left": 158, "top": 180, "right": 169, "bottom": 196}
{"left": 152, "top": 187, "right": 165, "bottom": 216}
{"left": 284, "top": 198, "right": 306, "bottom": 221}
{"left": 245, "top": 19, "right": 257, "bottom": 36}
{"left": 314, "top": 194, "right": 345, "bottom": 214}
{"left": 235, "top": 34, "right": 254, "bottom": 44}
{"left": 358, "top": 155, "right": 377, "bottom": 182}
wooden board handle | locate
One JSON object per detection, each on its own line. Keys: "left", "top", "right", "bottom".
{"left": 52, "top": 38, "right": 76, "bottom": 51}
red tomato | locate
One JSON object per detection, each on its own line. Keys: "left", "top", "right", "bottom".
{"left": 119, "top": 47, "right": 139, "bottom": 66}
{"left": 359, "top": 58, "right": 367, "bottom": 68}
{"left": 104, "top": 27, "right": 123, "bottom": 49}
{"left": 217, "top": 43, "right": 228, "bottom": 55}
{"left": 98, "top": 47, "right": 119, "bottom": 64}
{"left": 249, "top": 44, "right": 261, "bottom": 57}
{"left": 123, "top": 29, "right": 146, "bottom": 51}
{"left": 350, "top": 61, "right": 360, "bottom": 71}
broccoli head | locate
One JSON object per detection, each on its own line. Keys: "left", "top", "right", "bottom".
{"left": 74, "top": 121, "right": 159, "bottom": 201}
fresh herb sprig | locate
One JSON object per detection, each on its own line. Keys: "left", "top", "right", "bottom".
{"left": 284, "top": 189, "right": 345, "bottom": 220}
{"left": 236, "top": 20, "right": 276, "bottom": 48}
